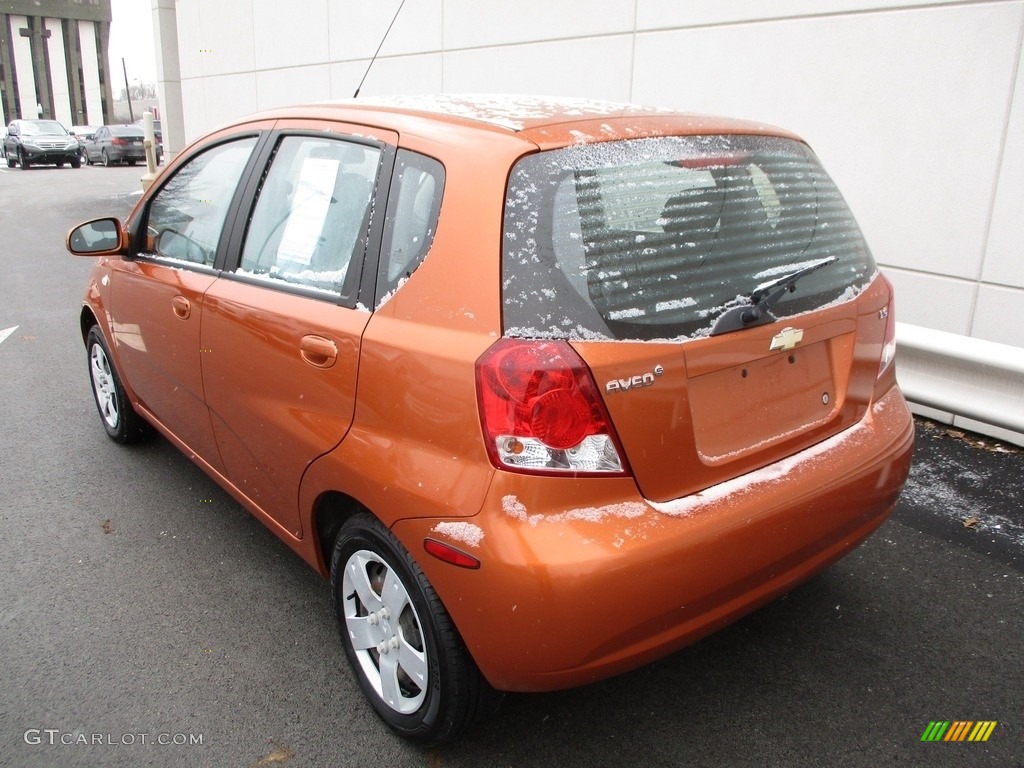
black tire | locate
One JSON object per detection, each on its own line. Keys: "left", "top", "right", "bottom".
{"left": 330, "top": 513, "right": 501, "bottom": 744}
{"left": 56, "top": 161, "right": 64, "bottom": 167}
{"left": 127, "top": 159, "right": 137, "bottom": 166}
{"left": 19, "top": 149, "right": 30, "bottom": 169}
{"left": 102, "top": 150, "right": 112, "bottom": 167}
{"left": 86, "top": 326, "right": 152, "bottom": 444}
{"left": 6, "top": 156, "right": 14, "bottom": 168}
{"left": 70, "top": 157, "right": 81, "bottom": 169}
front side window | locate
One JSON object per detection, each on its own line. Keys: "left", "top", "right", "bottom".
{"left": 145, "top": 137, "right": 258, "bottom": 267}
{"left": 235, "top": 135, "right": 381, "bottom": 298}
{"left": 502, "top": 135, "right": 877, "bottom": 341}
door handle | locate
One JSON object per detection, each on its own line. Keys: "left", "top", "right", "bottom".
{"left": 171, "top": 295, "right": 191, "bottom": 319}
{"left": 300, "top": 335, "right": 338, "bottom": 369}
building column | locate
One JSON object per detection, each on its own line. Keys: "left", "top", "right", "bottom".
{"left": 9, "top": 14, "right": 38, "bottom": 119}
{"left": 77, "top": 19, "right": 103, "bottom": 125}
{"left": 45, "top": 18, "right": 72, "bottom": 125}
{"left": 153, "top": 0, "right": 184, "bottom": 153}
{"left": 19, "top": 16, "right": 54, "bottom": 119}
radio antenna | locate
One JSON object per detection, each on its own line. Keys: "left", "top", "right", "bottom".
{"left": 353, "top": 0, "right": 408, "bottom": 98}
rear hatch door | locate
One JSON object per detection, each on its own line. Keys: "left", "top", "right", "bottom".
{"left": 502, "top": 133, "right": 888, "bottom": 501}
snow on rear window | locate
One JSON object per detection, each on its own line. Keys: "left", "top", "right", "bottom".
{"left": 502, "top": 135, "right": 876, "bottom": 342}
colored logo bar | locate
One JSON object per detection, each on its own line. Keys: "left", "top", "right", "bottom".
{"left": 921, "top": 721, "right": 997, "bottom": 742}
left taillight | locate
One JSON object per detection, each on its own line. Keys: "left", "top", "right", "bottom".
{"left": 475, "top": 338, "right": 629, "bottom": 476}
{"left": 877, "top": 277, "right": 897, "bottom": 380}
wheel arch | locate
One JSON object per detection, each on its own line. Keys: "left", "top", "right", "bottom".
{"left": 80, "top": 305, "right": 99, "bottom": 344}
{"left": 312, "top": 490, "right": 371, "bottom": 577}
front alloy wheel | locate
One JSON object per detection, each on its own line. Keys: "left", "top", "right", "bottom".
{"left": 330, "top": 514, "right": 500, "bottom": 744}
{"left": 86, "top": 326, "right": 151, "bottom": 444}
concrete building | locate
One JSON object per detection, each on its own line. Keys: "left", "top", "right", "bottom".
{"left": 0, "top": 0, "right": 114, "bottom": 127}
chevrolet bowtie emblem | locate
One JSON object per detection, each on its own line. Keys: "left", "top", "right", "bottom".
{"left": 769, "top": 327, "right": 804, "bottom": 352}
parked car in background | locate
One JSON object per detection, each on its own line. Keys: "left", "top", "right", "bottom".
{"left": 66, "top": 95, "right": 914, "bottom": 744}
{"left": 68, "top": 125, "right": 99, "bottom": 162}
{"left": 83, "top": 125, "right": 160, "bottom": 166}
{"left": 4, "top": 119, "right": 80, "bottom": 169}
{"left": 133, "top": 118, "right": 164, "bottom": 161}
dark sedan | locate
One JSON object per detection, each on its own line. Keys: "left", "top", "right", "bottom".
{"left": 83, "top": 125, "right": 154, "bottom": 166}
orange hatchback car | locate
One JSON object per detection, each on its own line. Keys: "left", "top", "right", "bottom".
{"left": 68, "top": 95, "right": 914, "bottom": 743}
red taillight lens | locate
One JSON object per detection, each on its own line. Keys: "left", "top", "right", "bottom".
{"left": 111, "top": 137, "right": 127, "bottom": 146}
{"left": 476, "top": 339, "right": 628, "bottom": 475}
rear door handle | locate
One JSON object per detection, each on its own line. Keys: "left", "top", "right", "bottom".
{"left": 300, "top": 334, "right": 338, "bottom": 369}
{"left": 171, "top": 295, "right": 191, "bottom": 319}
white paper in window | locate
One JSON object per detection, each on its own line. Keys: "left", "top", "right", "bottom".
{"left": 277, "top": 157, "right": 340, "bottom": 266}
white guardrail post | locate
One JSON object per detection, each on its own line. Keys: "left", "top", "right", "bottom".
{"left": 895, "top": 322, "right": 1024, "bottom": 443}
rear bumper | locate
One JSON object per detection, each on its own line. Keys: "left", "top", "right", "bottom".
{"left": 393, "top": 386, "right": 914, "bottom": 692}
{"left": 108, "top": 147, "right": 146, "bottom": 161}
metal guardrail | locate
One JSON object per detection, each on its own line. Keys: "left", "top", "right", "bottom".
{"left": 895, "top": 322, "right": 1024, "bottom": 438}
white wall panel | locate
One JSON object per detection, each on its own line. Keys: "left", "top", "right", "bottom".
{"left": 330, "top": 54, "right": 444, "bottom": 100}
{"left": 443, "top": 0, "right": 637, "bottom": 49}
{"left": 329, "top": 0, "right": 442, "bottom": 63}
{"left": 883, "top": 269, "right": 975, "bottom": 335}
{"left": 256, "top": 65, "right": 331, "bottom": 111}
{"left": 179, "top": 76, "right": 207, "bottom": 144}
{"left": 198, "top": 73, "right": 258, "bottom": 132}
{"left": 174, "top": 0, "right": 203, "bottom": 80}
{"left": 970, "top": 285, "right": 1024, "bottom": 346}
{"left": 182, "top": 0, "right": 255, "bottom": 77}
{"left": 982, "top": 36, "right": 1024, "bottom": 290}
{"left": 636, "top": 0, "right": 966, "bottom": 31}
{"left": 444, "top": 36, "right": 634, "bottom": 101}
{"left": 632, "top": 4, "right": 1022, "bottom": 285}
{"left": 253, "top": 0, "right": 329, "bottom": 70}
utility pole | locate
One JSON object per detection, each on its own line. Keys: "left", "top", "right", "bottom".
{"left": 122, "top": 58, "right": 134, "bottom": 123}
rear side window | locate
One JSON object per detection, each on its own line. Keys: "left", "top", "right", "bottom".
{"left": 377, "top": 149, "right": 444, "bottom": 303}
{"left": 502, "top": 135, "right": 876, "bottom": 341}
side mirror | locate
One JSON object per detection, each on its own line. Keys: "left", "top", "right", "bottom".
{"left": 66, "top": 218, "right": 126, "bottom": 256}
{"left": 156, "top": 228, "right": 208, "bottom": 263}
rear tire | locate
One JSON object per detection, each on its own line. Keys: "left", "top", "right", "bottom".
{"left": 102, "top": 150, "right": 112, "bottom": 167}
{"left": 86, "top": 326, "right": 152, "bottom": 444}
{"left": 330, "top": 513, "right": 501, "bottom": 744}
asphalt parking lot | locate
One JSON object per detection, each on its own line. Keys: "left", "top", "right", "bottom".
{"left": 0, "top": 163, "right": 1021, "bottom": 768}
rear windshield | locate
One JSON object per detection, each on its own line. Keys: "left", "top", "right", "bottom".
{"left": 502, "top": 135, "right": 877, "bottom": 341}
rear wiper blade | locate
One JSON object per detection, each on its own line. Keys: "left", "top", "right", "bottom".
{"left": 710, "top": 256, "right": 838, "bottom": 336}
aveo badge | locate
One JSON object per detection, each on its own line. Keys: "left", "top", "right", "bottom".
{"left": 605, "top": 365, "right": 664, "bottom": 394}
